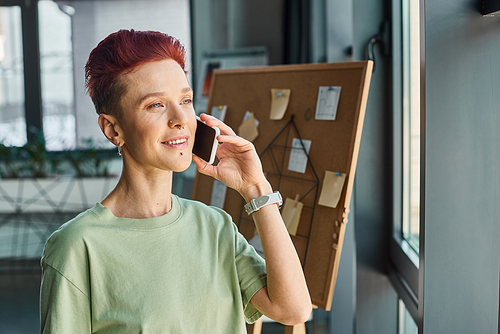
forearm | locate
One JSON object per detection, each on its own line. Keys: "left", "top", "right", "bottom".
{"left": 193, "top": 114, "right": 311, "bottom": 322}
{"left": 242, "top": 183, "right": 312, "bottom": 324}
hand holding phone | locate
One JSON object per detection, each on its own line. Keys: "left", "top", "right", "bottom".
{"left": 193, "top": 117, "right": 220, "bottom": 165}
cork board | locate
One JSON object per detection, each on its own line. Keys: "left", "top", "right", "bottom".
{"left": 191, "top": 61, "right": 373, "bottom": 310}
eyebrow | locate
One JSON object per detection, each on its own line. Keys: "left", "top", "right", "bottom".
{"left": 136, "top": 87, "right": 193, "bottom": 106}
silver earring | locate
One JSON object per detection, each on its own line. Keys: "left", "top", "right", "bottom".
{"left": 117, "top": 142, "right": 122, "bottom": 156}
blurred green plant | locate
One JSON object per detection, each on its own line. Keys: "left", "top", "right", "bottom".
{"left": 0, "top": 143, "right": 20, "bottom": 178}
{"left": 65, "top": 138, "right": 114, "bottom": 177}
{"left": 0, "top": 134, "right": 116, "bottom": 179}
{"left": 20, "top": 131, "right": 61, "bottom": 178}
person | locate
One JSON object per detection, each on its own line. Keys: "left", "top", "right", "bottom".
{"left": 40, "top": 29, "right": 311, "bottom": 333}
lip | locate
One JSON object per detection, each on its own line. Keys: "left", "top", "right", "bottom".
{"left": 161, "top": 135, "right": 189, "bottom": 149}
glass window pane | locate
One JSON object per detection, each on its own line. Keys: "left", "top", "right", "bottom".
{"left": 0, "top": 6, "right": 26, "bottom": 147}
{"left": 401, "top": 0, "right": 420, "bottom": 253}
{"left": 39, "top": 0, "right": 76, "bottom": 151}
{"left": 398, "top": 299, "right": 418, "bottom": 334}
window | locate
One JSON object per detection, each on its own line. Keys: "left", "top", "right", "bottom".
{"left": 392, "top": 0, "right": 421, "bottom": 264}
{"left": 401, "top": 0, "right": 420, "bottom": 253}
{"left": 39, "top": 0, "right": 75, "bottom": 150}
{"left": 0, "top": 5, "right": 26, "bottom": 147}
{"left": 390, "top": 0, "right": 423, "bottom": 327}
{"left": 399, "top": 299, "right": 418, "bottom": 334}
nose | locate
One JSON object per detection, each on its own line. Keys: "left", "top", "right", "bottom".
{"left": 169, "top": 121, "right": 184, "bottom": 130}
{"left": 168, "top": 105, "right": 189, "bottom": 130}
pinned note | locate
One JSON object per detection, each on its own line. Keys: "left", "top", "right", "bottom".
{"left": 270, "top": 88, "right": 291, "bottom": 120}
{"left": 281, "top": 196, "right": 303, "bottom": 236}
{"left": 210, "top": 105, "right": 227, "bottom": 121}
{"left": 238, "top": 111, "right": 259, "bottom": 142}
{"left": 210, "top": 180, "right": 227, "bottom": 208}
{"left": 288, "top": 138, "right": 312, "bottom": 174}
{"left": 315, "top": 86, "right": 341, "bottom": 120}
{"left": 318, "top": 171, "right": 346, "bottom": 208}
{"left": 242, "top": 110, "right": 260, "bottom": 126}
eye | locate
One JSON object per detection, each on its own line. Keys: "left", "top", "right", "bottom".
{"left": 181, "top": 98, "right": 192, "bottom": 105}
{"left": 148, "top": 102, "right": 164, "bottom": 109}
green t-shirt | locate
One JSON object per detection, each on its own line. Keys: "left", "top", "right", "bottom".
{"left": 40, "top": 195, "right": 267, "bottom": 333}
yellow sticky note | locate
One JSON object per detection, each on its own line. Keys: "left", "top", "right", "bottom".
{"left": 318, "top": 171, "right": 347, "bottom": 208}
{"left": 281, "top": 197, "right": 303, "bottom": 236}
{"left": 238, "top": 112, "right": 259, "bottom": 142}
{"left": 270, "top": 89, "right": 291, "bottom": 120}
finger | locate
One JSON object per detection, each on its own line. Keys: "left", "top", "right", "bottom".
{"left": 192, "top": 154, "right": 218, "bottom": 178}
{"left": 200, "top": 113, "right": 236, "bottom": 136}
{"left": 217, "top": 134, "right": 253, "bottom": 147}
{"left": 201, "top": 113, "right": 235, "bottom": 135}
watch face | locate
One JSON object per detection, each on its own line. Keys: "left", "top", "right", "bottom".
{"left": 258, "top": 196, "right": 269, "bottom": 205}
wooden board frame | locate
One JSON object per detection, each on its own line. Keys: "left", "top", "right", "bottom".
{"left": 191, "top": 61, "right": 373, "bottom": 310}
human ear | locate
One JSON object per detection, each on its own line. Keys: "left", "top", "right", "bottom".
{"left": 98, "top": 114, "right": 123, "bottom": 146}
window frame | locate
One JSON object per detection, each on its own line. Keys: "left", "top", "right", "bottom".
{"left": 0, "top": 0, "right": 43, "bottom": 143}
{"left": 389, "top": 0, "right": 425, "bottom": 327}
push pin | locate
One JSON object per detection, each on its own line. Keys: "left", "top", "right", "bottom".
{"left": 336, "top": 171, "right": 341, "bottom": 176}
{"left": 328, "top": 86, "right": 334, "bottom": 91}
{"left": 332, "top": 243, "right": 338, "bottom": 250}
{"left": 333, "top": 233, "right": 337, "bottom": 239}
{"left": 218, "top": 105, "right": 224, "bottom": 110}
{"left": 277, "top": 92, "right": 283, "bottom": 97}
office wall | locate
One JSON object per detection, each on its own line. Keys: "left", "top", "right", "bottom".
{"left": 324, "top": 2, "right": 355, "bottom": 331}
{"left": 351, "top": 0, "right": 398, "bottom": 333}
{"left": 422, "top": 1, "right": 500, "bottom": 332}
{"left": 325, "top": 0, "right": 398, "bottom": 332}
{"left": 190, "top": 0, "right": 283, "bottom": 95}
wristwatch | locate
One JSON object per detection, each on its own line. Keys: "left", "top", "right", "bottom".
{"left": 244, "top": 191, "right": 283, "bottom": 215}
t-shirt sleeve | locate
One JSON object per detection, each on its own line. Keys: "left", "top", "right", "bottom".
{"left": 233, "top": 224, "right": 267, "bottom": 324}
{"left": 40, "top": 263, "right": 92, "bottom": 333}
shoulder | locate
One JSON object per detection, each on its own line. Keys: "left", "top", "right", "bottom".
{"left": 41, "top": 205, "right": 101, "bottom": 268}
{"left": 174, "top": 195, "right": 239, "bottom": 239}
{"left": 175, "top": 195, "right": 233, "bottom": 223}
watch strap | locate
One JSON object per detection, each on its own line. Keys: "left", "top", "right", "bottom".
{"left": 244, "top": 191, "right": 283, "bottom": 215}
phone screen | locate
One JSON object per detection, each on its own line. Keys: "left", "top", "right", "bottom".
{"left": 193, "top": 119, "right": 219, "bottom": 164}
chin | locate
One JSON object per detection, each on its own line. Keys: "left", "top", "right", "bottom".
{"left": 171, "top": 159, "right": 193, "bottom": 173}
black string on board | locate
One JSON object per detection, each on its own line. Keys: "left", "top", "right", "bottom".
{"left": 237, "top": 115, "right": 320, "bottom": 268}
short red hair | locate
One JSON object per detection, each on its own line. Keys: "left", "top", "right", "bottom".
{"left": 85, "top": 29, "right": 187, "bottom": 115}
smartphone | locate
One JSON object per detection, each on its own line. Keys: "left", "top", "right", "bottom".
{"left": 193, "top": 118, "right": 220, "bottom": 165}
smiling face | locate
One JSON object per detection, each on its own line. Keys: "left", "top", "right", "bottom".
{"left": 110, "top": 59, "right": 197, "bottom": 174}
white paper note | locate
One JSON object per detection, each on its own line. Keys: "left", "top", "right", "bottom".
{"left": 211, "top": 105, "right": 227, "bottom": 121}
{"left": 210, "top": 180, "right": 227, "bottom": 208}
{"left": 288, "top": 138, "right": 312, "bottom": 174}
{"left": 315, "top": 86, "right": 341, "bottom": 120}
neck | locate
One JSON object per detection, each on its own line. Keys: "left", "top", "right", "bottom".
{"left": 101, "top": 163, "right": 174, "bottom": 219}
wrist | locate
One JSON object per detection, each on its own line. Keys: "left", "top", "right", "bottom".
{"left": 240, "top": 179, "right": 273, "bottom": 203}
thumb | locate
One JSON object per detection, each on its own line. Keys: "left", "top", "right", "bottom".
{"left": 192, "top": 154, "right": 217, "bottom": 178}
